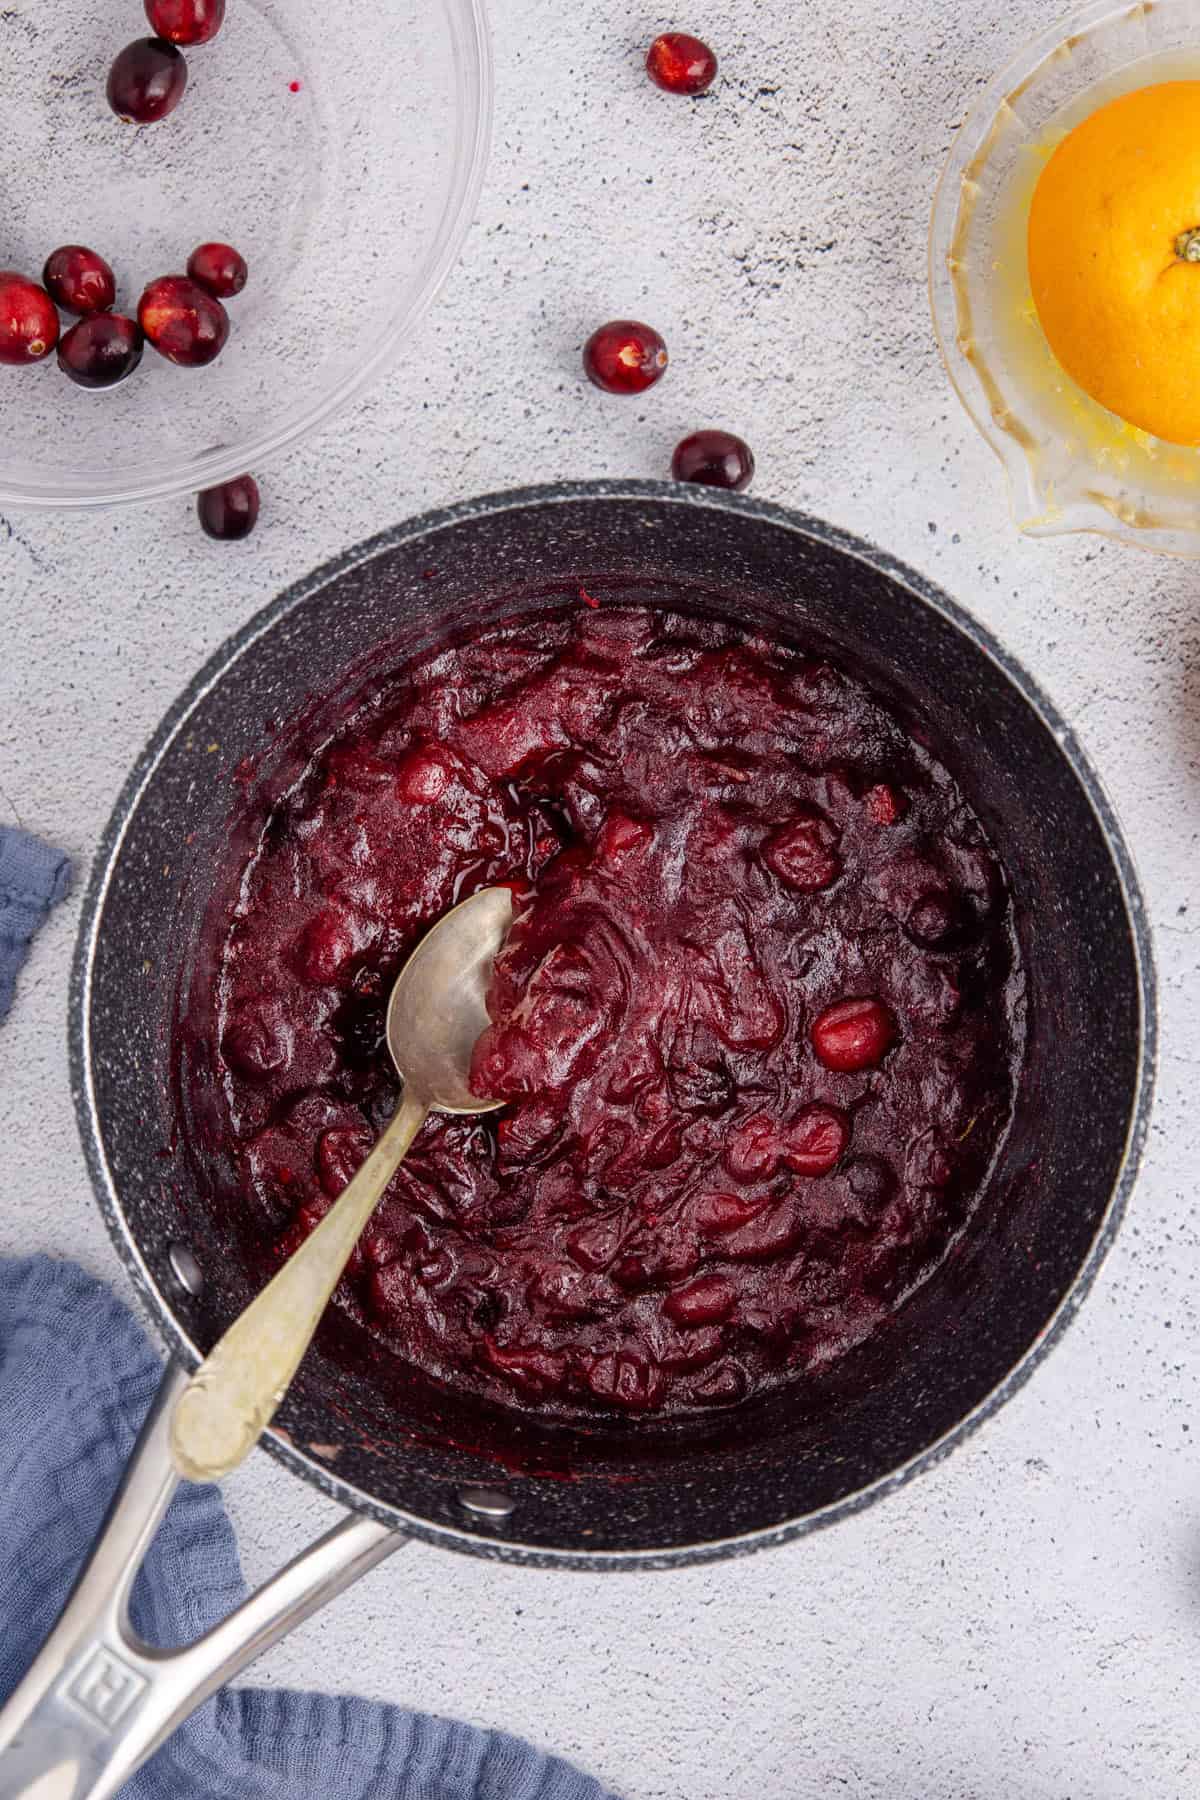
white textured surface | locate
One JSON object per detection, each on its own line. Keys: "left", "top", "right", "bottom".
{"left": 1, "top": 1, "right": 1197, "bottom": 1795}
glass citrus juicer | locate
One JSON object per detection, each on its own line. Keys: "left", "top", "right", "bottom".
{"left": 930, "top": 0, "right": 1200, "bottom": 554}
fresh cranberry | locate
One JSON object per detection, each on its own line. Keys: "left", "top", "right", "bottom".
{"left": 0, "top": 274, "right": 59, "bottom": 365}
{"left": 138, "top": 275, "right": 229, "bottom": 365}
{"left": 646, "top": 31, "right": 718, "bottom": 95}
{"left": 811, "top": 998, "right": 896, "bottom": 1072}
{"left": 671, "top": 429, "right": 754, "bottom": 490}
{"left": 58, "top": 314, "right": 143, "bottom": 389}
{"left": 583, "top": 320, "right": 668, "bottom": 394}
{"left": 197, "top": 474, "right": 260, "bottom": 540}
{"left": 107, "top": 38, "right": 188, "bottom": 123}
{"left": 187, "top": 241, "right": 247, "bottom": 299}
{"left": 42, "top": 246, "right": 116, "bottom": 316}
{"left": 144, "top": 0, "right": 225, "bottom": 44}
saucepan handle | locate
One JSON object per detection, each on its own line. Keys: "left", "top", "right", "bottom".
{"left": 0, "top": 1362, "right": 404, "bottom": 1800}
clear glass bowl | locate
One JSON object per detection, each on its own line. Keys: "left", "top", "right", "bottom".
{"left": 930, "top": 0, "right": 1200, "bottom": 553}
{"left": 0, "top": 0, "right": 491, "bottom": 509}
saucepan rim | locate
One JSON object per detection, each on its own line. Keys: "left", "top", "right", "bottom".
{"left": 68, "top": 479, "right": 1158, "bottom": 1570}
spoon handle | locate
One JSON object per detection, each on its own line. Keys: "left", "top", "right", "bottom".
{"left": 169, "top": 1087, "right": 429, "bottom": 1484}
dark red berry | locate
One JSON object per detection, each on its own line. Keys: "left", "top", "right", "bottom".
{"left": 811, "top": 998, "right": 897, "bottom": 1073}
{"left": 784, "top": 1104, "right": 851, "bottom": 1176}
{"left": 672, "top": 429, "right": 754, "bottom": 491}
{"left": 144, "top": 0, "right": 225, "bottom": 45}
{"left": 43, "top": 246, "right": 116, "bottom": 316}
{"left": 583, "top": 319, "right": 668, "bottom": 394}
{"left": 107, "top": 38, "right": 188, "bottom": 124}
{"left": 187, "top": 241, "right": 247, "bottom": 299}
{"left": 0, "top": 274, "right": 59, "bottom": 365}
{"left": 57, "top": 314, "right": 143, "bottom": 389}
{"left": 664, "top": 1275, "right": 735, "bottom": 1327}
{"left": 646, "top": 32, "right": 718, "bottom": 95}
{"left": 138, "top": 275, "right": 229, "bottom": 366}
{"left": 198, "top": 475, "right": 260, "bottom": 540}
{"left": 763, "top": 812, "right": 840, "bottom": 891}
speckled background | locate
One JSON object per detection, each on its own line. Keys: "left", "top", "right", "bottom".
{"left": 1, "top": 1, "right": 1197, "bottom": 1795}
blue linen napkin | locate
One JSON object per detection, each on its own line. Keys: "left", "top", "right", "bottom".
{"left": 0, "top": 824, "right": 72, "bottom": 1022}
{"left": 0, "top": 1257, "right": 621, "bottom": 1799}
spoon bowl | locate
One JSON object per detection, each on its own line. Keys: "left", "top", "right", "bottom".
{"left": 387, "top": 885, "right": 514, "bottom": 1113}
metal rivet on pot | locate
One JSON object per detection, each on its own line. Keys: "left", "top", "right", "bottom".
{"left": 167, "top": 1243, "right": 204, "bottom": 1296}
{"left": 458, "top": 1486, "right": 515, "bottom": 1521}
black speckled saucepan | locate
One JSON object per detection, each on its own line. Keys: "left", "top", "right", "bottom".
{"left": 0, "top": 483, "right": 1155, "bottom": 1797}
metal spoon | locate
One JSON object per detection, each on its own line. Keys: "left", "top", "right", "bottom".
{"left": 169, "top": 884, "right": 514, "bottom": 1485}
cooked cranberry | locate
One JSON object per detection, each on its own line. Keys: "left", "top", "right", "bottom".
{"left": 187, "top": 241, "right": 247, "bottom": 299}
{"left": 197, "top": 474, "right": 260, "bottom": 540}
{"left": 665, "top": 1275, "right": 735, "bottom": 1327}
{"left": 719, "top": 1202, "right": 806, "bottom": 1263}
{"left": 910, "top": 1138, "right": 954, "bottom": 1189}
{"left": 583, "top": 319, "right": 668, "bottom": 394}
{"left": 138, "top": 275, "right": 229, "bottom": 366}
{"left": 646, "top": 32, "right": 718, "bottom": 95}
{"left": 566, "top": 1216, "right": 622, "bottom": 1271}
{"left": 763, "top": 813, "right": 840, "bottom": 891}
{"left": 695, "top": 1190, "right": 766, "bottom": 1235}
{"left": 221, "top": 1000, "right": 293, "bottom": 1078}
{"left": 725, "top": 1112, "right": 783, "bottom": 1182}
{"left": 57, "top": 314, "right": 143, "bottom": 389}
{"left": 316, "top": 1126, "right": 371, "bottom": 1198}
{"left": 0, "top": 274, "right": 59, "bottom": 365}
{"left": 397, "top": 747, "right": 451, "bottom": 804}
{"left": 581, "top": 1350, "right": 665, "bottom": 1411}
{"left": 694, "top": 1362, "right": 747, "bottom": 1406}
{"left": 145, "top": 0, "right": 225, "bottom": 45}
{"left": 107, "top": 38, "right": 188, "bottom": 123}
{"left": 811, "top": 998, "right": 897, "bottom": 1072}
{"left": 42, "top": 246, "right": 116, "bottom": 316}
{"left": 866, "top": 783, "right": 904, "bottom": 825}
{"left": 784, "top": 1104, "right": 850, "bottom": 1175}
{"left": 671, "top": 429, "right": 754, "bottom": 491}
{"left": 484, "top": 1337, "right": 568, "bottom": 1397}
{"left": 906, "top": 892, "right": 960, "bottom": 948}
{"left": 843, "top": 1155, "right": 895, "bottom": 1221}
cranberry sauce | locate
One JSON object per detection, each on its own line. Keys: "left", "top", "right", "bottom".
{"left": 205, "top": 604, "right": 1024, "bottom": 1421}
